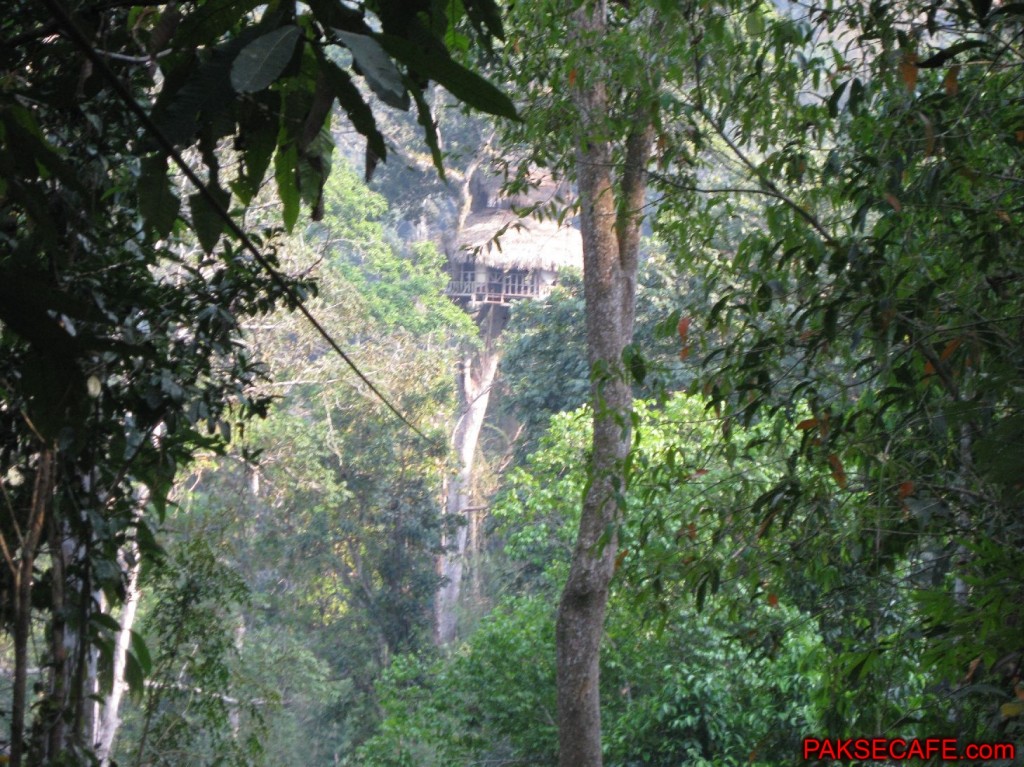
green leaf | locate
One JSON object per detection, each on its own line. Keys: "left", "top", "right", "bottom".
{"left": 231, "top": 25, "right": 302, "bottom": 93}
{"left": 231, "top": 95, "right": 278, "bottom": 205}
{"left": 91, "top": 613, "right": 122, "bottom": 633}
{"left": 125, "top": 651, "right": 146, "bottom": 700}
{"left": 827, "top": 80, "right": 848, "bottom": 118}
{"left": 130, "top": 630, "right": 154, "bottom": 676}
{"left": 275, "top": 143, "right": 300, "bottom": 231}
{"left": 408, "top": 84, "right": 445, "bottom": 180}
{"left": 139, "top": 154, "right": 181, "bottom": 238}
{"left": 377, "top": 34, "right": 518, "bottom": 119}
{"left": 317, "top": 55, "right": 387, "bottom": 161}
{"left": 135, "top": 518, "right": 164, "bottom": 558}
{"left": 464, "top": 0, "right": 505, "bottom": 40}
{"left": 189, "top": 183, "right": 231, "bottom": 252}
{"left": 623, "top": 343, "right": 647, "bottom": 385}
{"left": 151, "top": 40, "right": 242, "bottom": 147}
{"left": 334, "top": 30, "right": 410, "bottom": 110}
{"left": 745, "top": 9, "right": 766, "bottom": 37}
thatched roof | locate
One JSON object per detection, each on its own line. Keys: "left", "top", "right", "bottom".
{"left": 449, "top": 209, "right": 583, "bottom": 271}
{"left": 448, "top": 167, "right": 582, "bottom": 271}
{"left": 469, "top": 170, "right": 573, "bottom": 212}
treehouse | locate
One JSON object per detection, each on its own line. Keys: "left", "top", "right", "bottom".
{"left": 445, "top": 171, "right": 582, "bottom": 305}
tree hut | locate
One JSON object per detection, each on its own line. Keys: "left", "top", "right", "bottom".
{"left": 445, "top": 170, "right": 582, "bottom": 304}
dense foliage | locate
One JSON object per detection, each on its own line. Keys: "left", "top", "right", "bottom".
{"left": 1, "top": 0, "right": 507, "bottom": 762}
{"left": 109, "top": 162, "right": 474, "bottom": 764}
{"left": 653, "top": 0, "right": 1024, "bottom": 742}
{"left": 3, "top": 0, "right": 1022, "bottom": 764}
{"left": 360, "top": 397, "right": 830, "bottom": 767}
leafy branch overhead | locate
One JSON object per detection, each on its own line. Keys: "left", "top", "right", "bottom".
{"left": 0, "top": 1, "right": 514, "bottom": 764}
{"left": 146, "top": 0, "right": 516, "bottom": 239}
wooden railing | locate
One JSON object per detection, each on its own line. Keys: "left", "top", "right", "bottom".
{"left": 445, "top": 280, "right": 552, "bottom": 303}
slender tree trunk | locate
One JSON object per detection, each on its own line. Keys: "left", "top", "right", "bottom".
{"left": 436, "top": 304, "right": 506, "bottom": 644}
{"left": 95, "top": 535, "right": 143, "bottom": 765}
{"left": 556, "top": 4, "right": 653, "bottom": 763}
{"left": 44, "top": 519, "right": 71, "bottom": 761}
{"left": 9, "top": 448, "right": 55, "bottom": 767}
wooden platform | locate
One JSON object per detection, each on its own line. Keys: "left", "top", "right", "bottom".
{"left": 445, "top": 280, "right": 552, "bottom": 304}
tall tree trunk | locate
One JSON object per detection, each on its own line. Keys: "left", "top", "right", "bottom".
{"left": 556, "top": 3, "right": 653, "bottom": 763}
{"left": 435, "top": 304, "right": 507, "bottom": 644}
{"left": 95, "top": 535, "right": 143, "bottom": 765}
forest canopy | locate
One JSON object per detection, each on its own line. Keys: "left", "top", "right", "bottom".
{"left": 2, "top": 0, "right": 1023, "bottom": 765}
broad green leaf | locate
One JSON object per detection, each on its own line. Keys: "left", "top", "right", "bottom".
{"left": 152, "top": 38, "right": 242, "bottom": 147}
{"left": 139, "top": 154, "right": 181, "bottom": 238}
{"left": 124, "top": 651, "right": 146, "bottom": 700}
{"left": 377, "top": 34, "right": 518, "bottom": 120}
{"left": 91, "top": 613, "right": 122, "bottom": 633}
{"left": 130, "top": 630, "right": 154, "bottom": 676}
{"left": 408, "top": 84, "right": 445, "bottom": 180}
{"left": 231, "top": 95, "right": 278, "bottom": 205}
{"left": 334, "top": 30, "right": 410, "bottom": 110}
{"left": 745, "top": 10, "right": 766, "bottom": 37}
{"left": 317, "top": 55, "right": 387, "bottom": 161}
{"left": 231, "top": 25, "right": 302, "bottom": 93}
{"left": 189, "top": 183, "right": 231, "bottom": 252}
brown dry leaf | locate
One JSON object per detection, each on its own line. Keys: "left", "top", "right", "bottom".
{"left": 940, "top": 337, "right": 962, "bottom": 361}
{"left": 678, "top": 316, "right": 692, "bottom": 360}
{"left": 962, "top": 656, "right": 982, "bottom": 685}
{"left": 613, "top": 547, "right": 628, "bottom": 573}
{"left": 898, "top": 52, "right": 918, "bottom": 92}
{"left": 828, "top": 454, "right": 848, "bottom": 489}
{"left": 944, "top": 65, "right": 960, "bottom": 96}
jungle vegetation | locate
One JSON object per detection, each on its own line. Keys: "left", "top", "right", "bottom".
{"left": 1, "top": 0, "right": 1022, "bottom": 764}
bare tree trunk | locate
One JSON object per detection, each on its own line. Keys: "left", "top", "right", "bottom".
{"left": 556, "top": 4, "right": 653, "bottom": 763}
{"left": 435, "top": 304, "right": 506, "bottom": 644}
{"left": 95, "top": 535, "right": 143, "bottom": 765}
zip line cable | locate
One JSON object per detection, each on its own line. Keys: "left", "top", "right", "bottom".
{"left": 42, "top": 0, "right": 434, "bottom": 444}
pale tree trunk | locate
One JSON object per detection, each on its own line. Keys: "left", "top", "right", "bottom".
{"left": 30, "top": 466, "right": 115, "bottom": 763}
{"left": 95, "top": 534, "right": 143, "bottom": 765}
{"left": 435, "top": 304, "right": 507, "bottom": 644}
{"left": 556, "top": 3, "right": 654, "bottom": 764}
